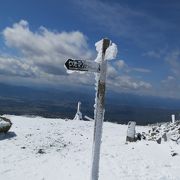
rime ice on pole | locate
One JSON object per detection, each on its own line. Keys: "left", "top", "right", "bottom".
{"left": 66, "top": 69, "right": 86, "bottom": 74}
{"left": 94, "top": 39, "right": 118, "bottom": 120}
{"left": 94, "top": 40, "right": 118, "bottom": 62}
{"left": 105, "top": 43, "right": 118, "bottom": 60}
{"left": 94, "top": 40, "right": 103, "bottom": 119}
{"left": 94, "top": 39, "right": 104, "bottom": 63}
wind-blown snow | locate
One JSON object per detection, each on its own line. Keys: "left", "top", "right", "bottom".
{"left": 105, "top": 43, "right": 118, "bottom": 60}
{"left": 94, "top": 39, "right": 118, "bottom": 63}
{"left": 94, "top": 39, "right": 103, "bottom": 63}
{"left": 0, "top": 115, "right": 180, "bottom": 180}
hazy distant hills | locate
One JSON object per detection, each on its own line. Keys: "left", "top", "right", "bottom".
{"left": 0, "top": 83, "right": 180, "bottom": 125}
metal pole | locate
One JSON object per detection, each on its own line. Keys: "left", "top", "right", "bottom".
{"left": 91, "top": 38, "right": 110, "bottom": 180}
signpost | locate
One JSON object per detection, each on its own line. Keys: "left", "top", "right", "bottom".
{"left": 65, "top": 38, "right": 112, "bottom": 180}
{"left": 65, "top": 59, "right": 100, "bottom": 73}
{"left": 91, "top": 39, "right": 110, "bottom": 180}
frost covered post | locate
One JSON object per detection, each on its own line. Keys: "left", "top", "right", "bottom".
{"left": 91, "top": 39, "right": 110, "bottom": 180}
{"left": 64, "top": 38, "right": 117, "bottom": 180}
{"left": 171, "top": 114, "right": 175, "bottom": 123}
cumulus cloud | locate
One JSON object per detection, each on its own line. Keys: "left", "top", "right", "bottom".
{"left": 107, "top": 64, "right": 118, "bottom": 78}
{"left": 3, "top": 20, "right": 91, "bottom": 58}
{"left": 106, "top": 60, "right": 152, "bottom": 91}
{"left": 113, "top": 59, "right": 151, "bottom": 74}
{"left": 0, "top": 20, "right": 98, "bottom": 89}
{"left": 0, "top": 20, "right": 152, "bottom": 94}
{"left": 115, "top": 60, "right": 126, "bottom": 69}
{"left": 108, "top": 75, "right": 151, "bottom": 91}
{"left": 3, "top": 20, "right": 93, "bottom": 77}
{"left": 0, "top": 54, "right": 46, "bottom": 78}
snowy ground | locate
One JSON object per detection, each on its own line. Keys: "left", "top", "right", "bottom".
{"left": 0, "top": 115, "right": 180, "bottom": 180}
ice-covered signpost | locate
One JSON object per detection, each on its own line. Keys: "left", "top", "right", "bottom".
{"left": 65, "top": 38, "right": 117, "bottom": 180}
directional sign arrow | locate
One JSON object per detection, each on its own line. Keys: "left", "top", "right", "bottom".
{"left": 65, "top": 59, "right": 100, "bottom": 73}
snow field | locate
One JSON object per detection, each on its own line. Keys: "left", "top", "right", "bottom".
{"left": 0, "top": 115, "right": 180, "bottom": 180}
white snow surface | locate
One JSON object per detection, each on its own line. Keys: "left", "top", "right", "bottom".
{"left": 0, "top": 115, "right": 180, "bottom": 180}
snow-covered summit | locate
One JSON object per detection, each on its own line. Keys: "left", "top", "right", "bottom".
{"left": 0, "top": 115, "right": 180, "bottom": 180}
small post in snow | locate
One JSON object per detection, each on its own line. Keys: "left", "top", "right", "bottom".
{"left": 126, "top": 121, "right": 136, "bottom": 142}
{"left": 171, "top": 114, "right": 175, "bottom": 123}
{"left": 91, "top": 39, "right": 110, "bottom": 180}
{"left": 73, "top": 101, "right": 82, "bottom": 120}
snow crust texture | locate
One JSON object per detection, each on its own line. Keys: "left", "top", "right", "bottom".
{"left": 0, "top": 115, "right": 180, "bottom": 180}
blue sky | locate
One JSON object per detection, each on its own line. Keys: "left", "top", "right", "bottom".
{"left": 0, "top": 0, "right": 180, "bottom": 98}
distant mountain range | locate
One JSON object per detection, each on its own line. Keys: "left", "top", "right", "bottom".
{"left": 0, "top": 83, "right": 180, "bottom": 125}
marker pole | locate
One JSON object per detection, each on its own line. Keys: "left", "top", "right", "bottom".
{"left": 91, "top": 38, "right": 110, "bottom": 180}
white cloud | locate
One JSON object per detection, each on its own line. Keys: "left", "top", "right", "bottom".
{"left": 0, "top": 56, "right": 39, "bottom": 78}
{"left": 106, "top": 60, "right": 152, "bottom": 91}
{"left": 117, "top": 76, "right": 152, "bottom": 90}
{"left": 165, "top": 49, "right": 180, "bottom": 76}
{"left": 0, "top": 20, "right": 152, "bottom": 94}
{"left": 4, "top": 20, "right": 91, "bottom": 58}
{"left": 132, "top": 68, "right": 151, "bottom": 73}
{"left": 3, "top": 20, "right": 93, "bottom": 77}
{"left": 108, "top": 75, "right": 152, "bottom": 91}
{"left": 114, "top": 60, "right": 151, "bottom": 74}
{"left": 0, "top": 20, "right": 97, "bottom": 88}
{"left": 115, "top": 60, "right": 125, "bottom": 69}
{"left": 107, "top": 64, "right": 118, "bottom": 78}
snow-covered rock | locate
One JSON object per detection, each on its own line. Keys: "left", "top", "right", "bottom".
{"left": 143, "top": 120, "right": 180, "bottom": 144}
{"left": 0, "top": 117, "right": 12, "bottom": 133}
